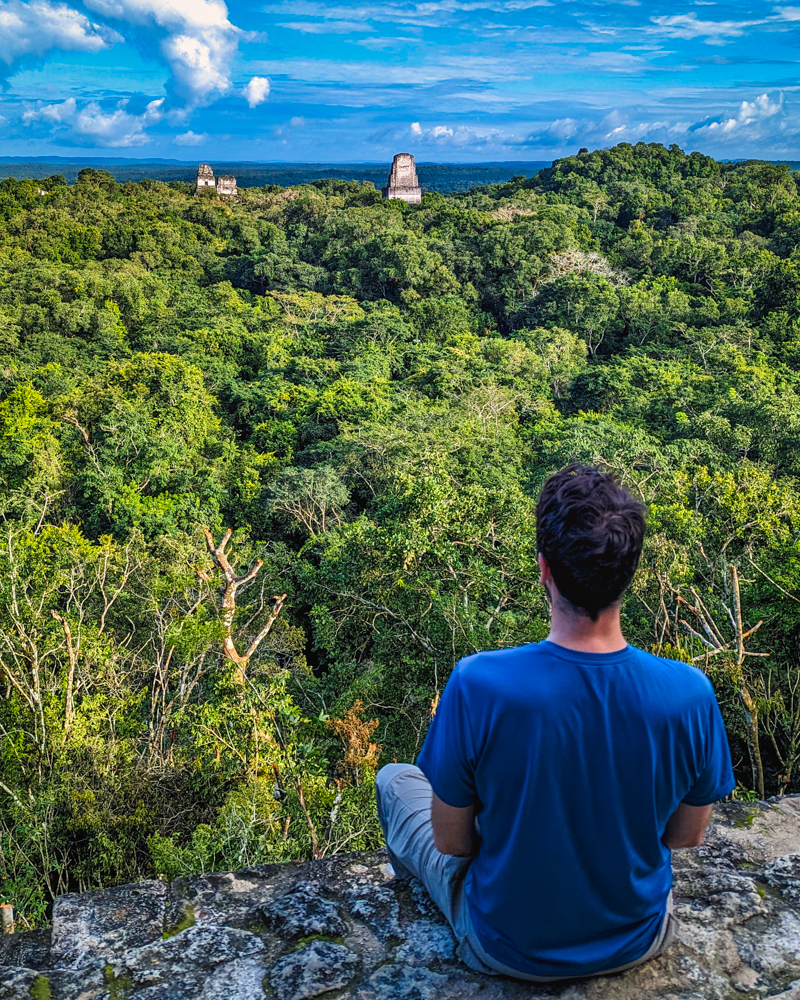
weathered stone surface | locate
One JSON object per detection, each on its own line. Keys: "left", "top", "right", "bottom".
{"left": 358, "top": 964, "right": 453, "bottom": 1000}
{"left": 0, "top": 965, "right": 39, "bottom": 999}
{"left": 410, "top": 878, "right": 444, "bottom": 920}
{"left": 4, "top": 797, "right": 800, "bottom": 1000}
{"left": 270, "top": 940, "right": 358, "bottom": 1000}
{"left": 169, "top": 861, "right": 304, "bottom": 928}
{"left": 0, "top": 966, "right": 108, "bottom": 1000}
{"left": 50, "top": 879, "right": 166, "bottom": 969}
{"left": 114, "top": 924, "right": 265, "bottom": 982}
{"left": 259, "top": 880, "right": 346, "bottom": 939}
{"left": 126, "top": 957, "right": 265, "bottom": 1000}
{"left": 382, "top": 153, "right": 422, "bottom": 204}
{"left": 344, "top": 882, "right": 402, "bottom": 940}
{"left": 0, "top": 927, "right": 49, "bottom": 969}
{"left": 765, "top": 853, "right": 800, "bottom": 905}
{"left": 393, "top": 919, "right": 456, "bottom": 962}
{"left": 772, "top": 982, "right": 800, "bottom": 1000}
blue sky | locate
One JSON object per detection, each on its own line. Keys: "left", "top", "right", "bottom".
{"left": 1, "top": 0, "right": 799, "bottom": 162}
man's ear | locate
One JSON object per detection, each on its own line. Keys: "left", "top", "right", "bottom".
{"left": 538, "top": 552, "right": 549, "bottom": 587}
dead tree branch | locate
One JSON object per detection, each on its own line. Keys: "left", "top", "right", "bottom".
{"left": 204, "top": 529, "right": 287, "bottom": 685}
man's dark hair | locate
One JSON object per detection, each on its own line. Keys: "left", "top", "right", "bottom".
{"left": 536, "top": 465, "right": 646, "bottom": 620}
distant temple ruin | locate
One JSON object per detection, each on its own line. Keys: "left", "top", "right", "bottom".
{"left": 382, "top": 153, "right": 422, "bottom": 205}
{"left": 196, "top": 163, "right": 215, "bottom": 191}
{"left": 195, "top": 164, "right": 237, "bottom": 198}
{"left": 215, "top": 175, "right": 237, "bottom": 198}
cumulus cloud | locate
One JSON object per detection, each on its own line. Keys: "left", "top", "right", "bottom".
{"left": 174, "top": 129, "right": 207, "bottom": 145}
{"left": 243, "top": 75, "right": 270, "bottom": 107}
{"left": 535, "top": 117, "right": 579, "bottom": 142}
{"left": 23, "top": 95, "right": 163, "bottom": 146}
{"left": 81, "top": 0, "right": 245, "bottom": 107}
{"left": 408, "top": 120, "right": 505, "bottom": 146}
{"left": 22, "top": 95, "right": 74, "bottom": 122}
{"left": 0, "top": 0, "right": 121, "bottom": 68}
{"left": 688, "top": 92, "right": 784, "bottom": 138}
{"left": 522, "top": 111, "right": 630, "bottom": 148}
{"left": 516, "top": 91, "right": 789, "bottom": 157}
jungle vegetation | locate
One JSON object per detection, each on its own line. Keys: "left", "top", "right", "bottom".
{"left": 1, "top": 142, "right": 800, "bottom": 925}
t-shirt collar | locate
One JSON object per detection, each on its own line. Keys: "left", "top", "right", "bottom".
{"left": 538, "top": 639, "right": 635, "bottom": 664}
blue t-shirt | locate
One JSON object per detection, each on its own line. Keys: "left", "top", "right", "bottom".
{"left": 416, "top": 641, "right": 735, "bottom": 978}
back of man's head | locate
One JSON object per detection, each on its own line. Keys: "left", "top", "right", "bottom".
{"left": 536, "top": 465, "right": 646, "bottom": 621}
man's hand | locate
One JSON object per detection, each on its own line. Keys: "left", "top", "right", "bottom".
{"left": 662, "top": 802, "right": 714, "bottom": 849}
{"left": 431, "top": 790, "right": 475, "bottom": 857}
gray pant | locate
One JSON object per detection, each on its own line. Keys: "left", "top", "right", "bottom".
{"left": 375, "top": 763, "right": 676, "bottom": 982}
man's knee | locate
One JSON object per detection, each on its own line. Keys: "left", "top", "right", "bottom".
{"left": 376, "top": 762, "right": 417, "bottom": 794}
{"left": 376, "top": 764, "right": 426, "bottom": 825}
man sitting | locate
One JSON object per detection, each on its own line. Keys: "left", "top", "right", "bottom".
{"left": 376, "top": 464, "right": 734, "bottom": 981}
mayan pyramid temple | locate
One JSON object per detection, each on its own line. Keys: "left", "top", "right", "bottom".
{"left": 195, "top": 164, "right": 237, "bottom": 198}
{"left": 196, "top": 163, "right": 215, "bottom": 191}
{"left": 382, "top": 153, "right": 422, "bottom": 204}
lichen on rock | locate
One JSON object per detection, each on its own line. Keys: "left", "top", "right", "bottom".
{"left": 270, "top": 940, "right": 359, "bottom": 1000}
{"left": 259, "top": 881, "right": 347, "bottom": 939}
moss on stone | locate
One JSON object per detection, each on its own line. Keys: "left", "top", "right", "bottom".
{"left": 28, "top": 976, "right": 51, "bottom": 1000}
{"left": 292, "top": 933, "right": 346, "bottom": 951}
{"left": 734, "top": 808, "right": 759, "bottom": 828}
{"left": 163, "top": 904, "right": 196, "bottom": 939}
{"left": 104, "top": 964, "right": 134, "bottom": 999}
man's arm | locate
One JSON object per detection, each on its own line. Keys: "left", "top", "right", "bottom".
{"left": 431, "top": 790, "right": 475, "bottom": 856}
{"left": 662, "top": 802, "right": 714, "bottom": 849}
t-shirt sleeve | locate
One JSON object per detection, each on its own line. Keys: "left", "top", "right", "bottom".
{"left": 682, "top": 686, "right": 736, "bottom": 807}
{"left": 416, "top": 665, "right": 476, "bottom": 808}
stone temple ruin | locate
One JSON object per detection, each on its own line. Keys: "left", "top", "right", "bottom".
{"left": 382, "top": 153, "right": 422, "bottom": 205}
{"left": 195, "top": 164, "right": 238, "bottom": 198}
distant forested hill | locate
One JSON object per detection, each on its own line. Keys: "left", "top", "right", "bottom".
{"left": 1, "top": 142, "right": 799, "bottom": 923}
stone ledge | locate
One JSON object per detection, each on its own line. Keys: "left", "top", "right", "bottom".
{"left": 1, "top": 798, "right": 799, "bottom": 999}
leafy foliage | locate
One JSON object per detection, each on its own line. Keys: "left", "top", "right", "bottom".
{"left": 2, "top": 143, "right": 800, "bottom": 923}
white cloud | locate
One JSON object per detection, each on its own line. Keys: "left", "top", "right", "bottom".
{"left": 251, "top": 55, "right": 527, "bottom": 86}
{"left": 406, "top": 120, "right": 505, "bottom": 146}
{"left": 22, "top": 95, "right": 75, "bottom": 122}
{"left": 277, "top": 19, "right": 375, "bottom": 33}
{"left": 355, "top": 35, "right": 417, "bottom": 48}
{"left": 265, "top": 0, "right": 553, "bottom": 22}
{"left": 520, "top": 107, "right": 693, "bottom": 150}
{"left": 516, "top": 90, "right": 790, "bottom": 156}
{"left": 243, "top": 75, "right": 270, "bottom": 107}
{"left": 772, "top": 6, "right": 800, "bottom": 22}
{"left": 273, "top": 114, "right": 308, "bottom": 138}
{"left": 23, "top": 95, "right": 163, "bottom": 145}
{"left": 688, "top": 92, "right": 784, "bottom": 138}
{"left": 0, "top": 0, "right": 121, "bottom": 67}
{"left": 647, "top": 13, "right": 765, "bottom": 43}
{"left": 174, "top": 129, "right": 207, "bottom": 145}
{"left": 82, "top": 0, "right": 245, "bottom": 107}
{"left": 546, "top": 117, "right": 578, "bottom": 141}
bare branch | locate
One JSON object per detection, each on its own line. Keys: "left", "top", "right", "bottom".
{"left": 243, "top": 594, "right": 288, "bottom": 661}
{"left": 204, "top": 530, "right": 286, "bottom": 685}
{"left": 50, "top": 610, "right": 76, "bottom": 734}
